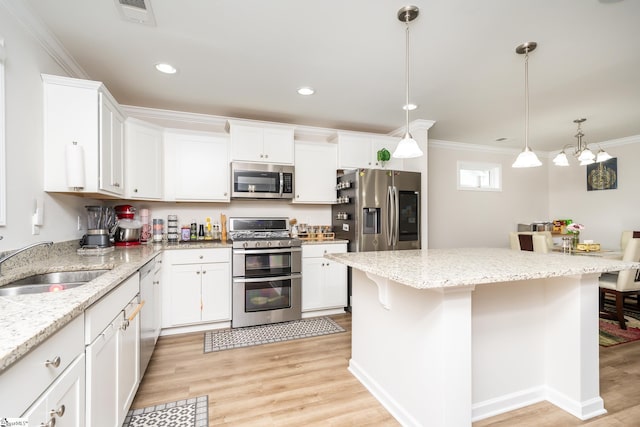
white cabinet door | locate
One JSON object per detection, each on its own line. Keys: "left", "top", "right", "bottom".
{"left": 230, "top": 125, "right": 264, "bottom": 162}
{"left": 125, "top": 118, "right": 163, "bottom": 199}
{"left": 302, "top": 244, "right": 348, "bottom": 312}
{"left": 301, "top": 257, "right": 324, "bottom": 311}
{"left": 262, "top": 127, "right": 294, "bottom": 164}
{"left": 99, "top": 92, "right": 125, "bottom": 195}
{"left": 86, "top": 315, "right": 119, "bottom": 427}
{"left": 201, "top": 262, "right": 231, "bottom": 322}
{"left": 322, "top": 259, "right": 348, "bottom": 308}
{"left": 164, "top": 130, "right": 230, "bottom": 202}
{"left": 335, "top": 133, "right": 404, "bottom": 170}
{"left": 294, "top": 141, "right": 337, "bottom": 204}
{"left": 337, "top": 134, "right": 373, "bottom": 169}
{"left": 118, "top": 297, "right": 140, "bottom": 426}
{"left": 24, "top": 354, "right": 85, "bottom": 427}
{"left": 42, "top": 74, "right": 126, "bottom": 196}
{"left": 228, "top": 121, "right": 294, "bottom": 164}
{"left": 165, "top": 264, "right": 203, "bottom": 326}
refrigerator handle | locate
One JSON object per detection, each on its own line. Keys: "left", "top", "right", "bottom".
{"left": 386, "top": 186, "right": 394, "bottom": 246}
{"left": 393, "top": 186, "right": 399, "bottom": 246}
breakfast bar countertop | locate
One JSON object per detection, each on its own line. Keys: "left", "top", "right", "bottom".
{"left": 325, "top": 247, "right": 640, "bottom": 289}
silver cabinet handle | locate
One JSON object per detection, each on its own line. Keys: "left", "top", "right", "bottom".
{"left": 121, "top": 319, "right": 130, "bottom": 330}
{"left": 202, "top": 270, "right": 207, "bottom": 274}
{"left": 196, "top": 271, "right": 200, "bottom": 275}
{"left": 39, "top": 418, "right": 55, "bottom": 427}
{"left": 45, "top": 356, "right": 61, "bottom": 368}
{"left": 134, "top": 188, "right": 138, "bottom": 193}
{"left": 50, "top": 404, "right": 65, "bottom": 417}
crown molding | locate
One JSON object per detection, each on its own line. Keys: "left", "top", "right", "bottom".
{"left": 1, "top": 0, "right": 88, "bottom": 78}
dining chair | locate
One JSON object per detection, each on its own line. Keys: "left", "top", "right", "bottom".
{"left": 509, "top": 231, "right": 551, "bottom": 253}
{"left": 599, "top": 237, "right": 640, "bottom": 329}
{"left": 620, "top": 230, "right": 640, "bottom": 251}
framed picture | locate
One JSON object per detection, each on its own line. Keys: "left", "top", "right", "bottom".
{"left": 587, "top": 157, "right": 617, "bottom": 191}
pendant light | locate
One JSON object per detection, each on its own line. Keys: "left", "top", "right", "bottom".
{"left": 512, "top": 42, "right": 542, "bottom": 168}
{"left": 392, "top": 5, "right": 423, "bottom": 159}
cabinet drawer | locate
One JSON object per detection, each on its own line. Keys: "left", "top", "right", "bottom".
{"left": 0, "top": 315, "right": 84, "bottom": 416}
{"left": 85, "top": 273, "right": 139, "bottom": 344}
{"left": 165, "top": 248, "right": 230, "bottom": 265}
{"left": 302, "top": 243, "right": 347, "bottom": 258}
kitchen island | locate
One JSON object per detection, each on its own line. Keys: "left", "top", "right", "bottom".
{"left": 325, "top": 248, "right": 640, "bottom": 427}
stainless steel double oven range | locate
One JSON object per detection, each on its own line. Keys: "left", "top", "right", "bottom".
{"left": 229, "top": 217, "right": 302, "bottom": 328}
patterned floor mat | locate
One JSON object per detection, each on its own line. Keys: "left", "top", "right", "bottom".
{"left": 122, "top": 396, "right": 208, "bottom": 427}
{"left": 203, "top": 316, "right": 345, "bottom": 353}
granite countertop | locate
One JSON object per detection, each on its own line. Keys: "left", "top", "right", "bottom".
{"left": 325, "top": 248, "right": 640, "bottom": 290}
{"left": 0, "top": 240, "right": 232, "bottom": 373}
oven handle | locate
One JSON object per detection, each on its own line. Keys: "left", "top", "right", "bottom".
{"left": 233, "top": 247, "right": 302, "bottom": 255}
{"left": 233, "top": 273, "right": 302, "bottom": 283}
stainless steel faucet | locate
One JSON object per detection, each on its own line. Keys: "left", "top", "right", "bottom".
{"left": 0, "top": 241, "right": 54, "bottom": 275}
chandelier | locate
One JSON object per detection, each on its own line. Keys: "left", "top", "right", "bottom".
{"left": 552, "top": 118, "right": 612, "bottom": 166}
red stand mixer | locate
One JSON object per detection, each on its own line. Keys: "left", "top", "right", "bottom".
{"left": 113, "top": 205, "right": 142, "bottom": 246}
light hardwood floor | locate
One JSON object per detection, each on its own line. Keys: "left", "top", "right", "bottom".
{"left": 132, "top": 314, "right": 640, "bottom": 426}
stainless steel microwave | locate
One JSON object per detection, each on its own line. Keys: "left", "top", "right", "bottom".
{"left": 231, "top": 162, "right": 294, "bottom": 199}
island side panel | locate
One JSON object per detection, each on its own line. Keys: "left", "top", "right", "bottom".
{"left": 348, "top": 268, "right": 474, "bottom": 427}
{"left": 470, "top": 274, "right": 605, "bottom": 421}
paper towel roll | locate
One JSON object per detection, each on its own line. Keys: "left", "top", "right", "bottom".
{"left": 65, "top": 142, "right": 85, "bottom": 189}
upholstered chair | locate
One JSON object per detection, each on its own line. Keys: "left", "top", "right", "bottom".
{"left": 621, "top": 230, "right": 640, "bottom": 251}
{"left": 599, "top": 237, "right": 640, "bottom": 329}
{"left": 509, "top": 231, "right": 552, "bottom": 253}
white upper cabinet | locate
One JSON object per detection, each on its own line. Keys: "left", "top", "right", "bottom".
{"left": 332, "top": 132, "right": 404, "bottom": 170}
{"left": 43, "top": 74, "right": 126, "bottom": 196}
{"left": 293, "top": 141, "right": 337, "bottom": 204}
{"left": 227, "top": 120, "right": 294, "bottom": 164}
{"left": 163, "top": 129, "right": 230, "bottom": 202}
{"left": 125, "top": 118, "right": 163, "bottom": 200}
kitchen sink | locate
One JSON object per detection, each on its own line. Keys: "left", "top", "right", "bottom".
{"left": 0, "top": 269, "right": 110, "bottom": 296}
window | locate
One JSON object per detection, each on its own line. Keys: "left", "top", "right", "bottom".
{"left": 0, "top": 38, "right": 5, "bottom": 225}
{"left": 457, "top": 161, "right": 502, "bottom": 192}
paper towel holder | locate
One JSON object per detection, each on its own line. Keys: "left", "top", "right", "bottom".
{"left": 66, "top": 141, "right": 85, "bottom": 190}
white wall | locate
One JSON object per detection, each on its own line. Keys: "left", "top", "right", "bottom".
{"left": 428, "top": 138, "right": 640, "bottom": 251}
{"left": 548, "top": 139, "right": 640, "bottom": 249}
{"left": 427, "top": 142, "right": 549, "bottom": 249}
{"left": 0, "top": 6, "right": 98, "bottom": 250}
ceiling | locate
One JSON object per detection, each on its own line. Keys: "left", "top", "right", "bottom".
{"left": 16, "top": 0, "right": 640, "bottom": 152}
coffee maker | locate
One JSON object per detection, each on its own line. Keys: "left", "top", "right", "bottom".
{"left": 80, "top": 206, "right": 114, "bottom": 248}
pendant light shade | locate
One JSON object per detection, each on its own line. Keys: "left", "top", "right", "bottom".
{"left": 512, "top": 42, "right": 542, "bottom": 168}
{"left": 392, "top": 5, "right": 423, "bottom": 159}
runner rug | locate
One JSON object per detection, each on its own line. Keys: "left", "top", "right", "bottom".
{"left": 600, "top": 298, "right": 640, "bottom": 347}
{"left": 122, "top": 396, "right": 208, "bottom": 427}
{"left": 203, "top": 316, "right": 345, "bottom": 353}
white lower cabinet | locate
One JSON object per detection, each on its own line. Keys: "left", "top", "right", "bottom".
{"left": 85, "top": 273, "right": 141, "bottom": 427}
{"left": 302, "top": 243, "right": 348, "bottom": 312}
{"left": 24, "top": 354, "right": 86, "bottom": 427}
{"left": 162, "top": 248, "right": 231, "bottom": 328}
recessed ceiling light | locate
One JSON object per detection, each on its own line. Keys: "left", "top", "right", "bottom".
{"left": 402, "top": 103, "right": 418, "bottom": 111}
{"left": 297, "top": 87, "right": 315, "bottom": 96}
{"left": 155, "top": 63, "right": 177, "bottom": 74}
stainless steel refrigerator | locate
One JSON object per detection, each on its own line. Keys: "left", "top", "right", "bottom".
{"left": 332, "top": 168, "right": 421, "bottom": 311}
{"left": 332, "top": 169, "right": 421, "bottom": 252}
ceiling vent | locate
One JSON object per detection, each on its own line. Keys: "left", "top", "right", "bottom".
{"left": 115, "top": 0, "right": 156, "bottom": 26}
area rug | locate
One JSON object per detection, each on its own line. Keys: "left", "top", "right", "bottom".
{"left": 204, "top": 316, "right": 345, "bottom": 353}
{"left": 600, "top": 299, "right": 640, "bottom": 347}
{"left": 122, "top": 396, "right": 208, "bottom": 427}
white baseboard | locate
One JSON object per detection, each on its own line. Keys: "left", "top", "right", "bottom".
{"left": 348, "top": 359, "right": 422, "bottom": 427}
